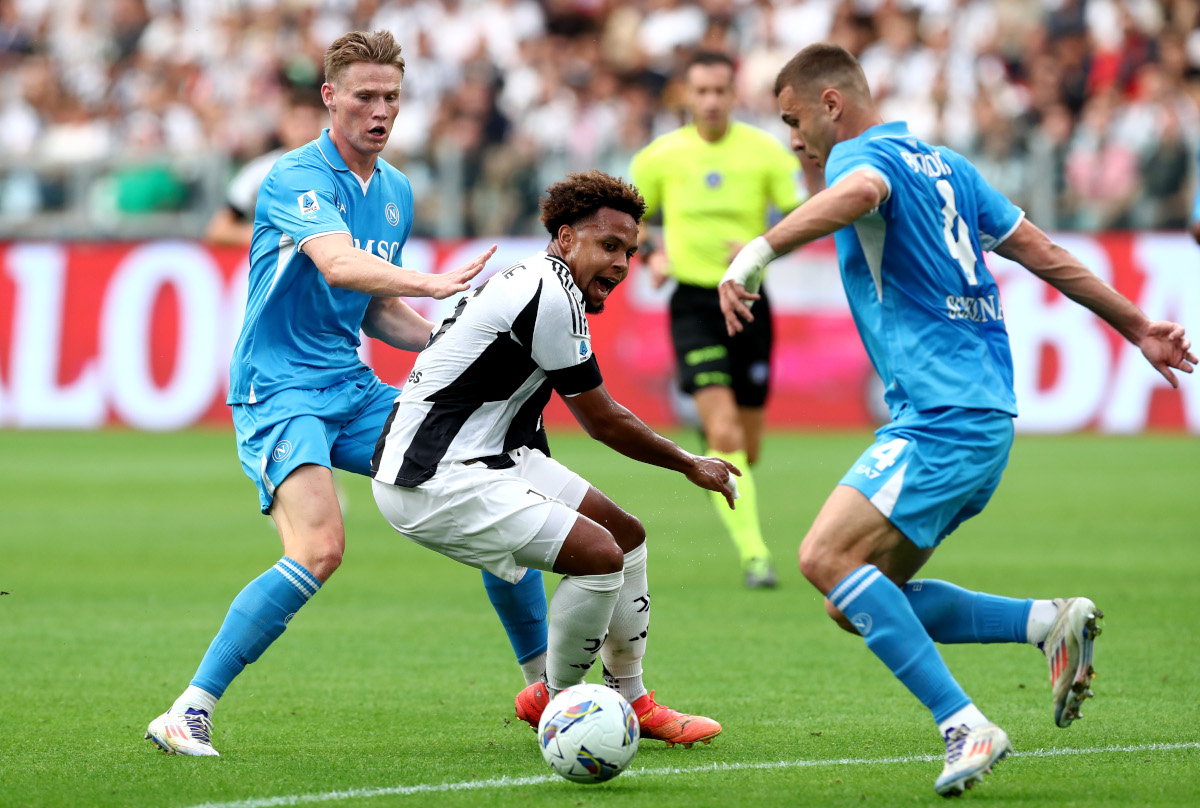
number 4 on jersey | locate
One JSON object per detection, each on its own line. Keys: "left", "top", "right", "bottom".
{"left": 870, "top": 438, "right": 909, "bottom": 471}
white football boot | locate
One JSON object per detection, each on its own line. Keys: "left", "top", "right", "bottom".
{"left": 1042, "top": 597, "right": 1102, "bottom": 728}
{"left": 145, "top": 708, "right": 220, "bottom": 756}
{"left": 933, "top": 723, "right": 1011, "bottom": 797}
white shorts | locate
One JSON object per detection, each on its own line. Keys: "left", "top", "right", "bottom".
{"left": 372, "top": 446, "right": 590, "bottom": 584}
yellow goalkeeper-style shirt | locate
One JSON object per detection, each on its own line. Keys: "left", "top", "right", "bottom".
{"left": 630, "top": 121, "right": 802, "bottom": 288}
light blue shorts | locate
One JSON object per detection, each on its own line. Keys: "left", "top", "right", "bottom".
{"left": 839, "top": 406, "right": 1014, "bottom": 548}
{"left": 231, "top": 372, "right": 400, "bottom": 513}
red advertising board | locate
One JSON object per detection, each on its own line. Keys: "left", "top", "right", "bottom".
{"left": 0, "top": 235, "right": 1196, "bottom": 432}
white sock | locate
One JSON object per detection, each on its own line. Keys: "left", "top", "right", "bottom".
{"left": 545, "top": 570, "right": 623, "bottom": 694}
{"left": 601, "top": 543, "right": 649, "bottom": 703}
{"left": 938, "top": 703, "right": 989, "bottom": 738}
{"left": 171, "top": 685, "right": 218, "bottom": 717}
{"left": 1026, "top": 599, "right": 1059, "bottom": 646}
{"left": 519, "top": 652, "right": 547, "bottom": 687}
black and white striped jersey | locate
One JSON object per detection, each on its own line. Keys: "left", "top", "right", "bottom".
{"left": 371, "top": 250, "right": 603, "bottom": 488}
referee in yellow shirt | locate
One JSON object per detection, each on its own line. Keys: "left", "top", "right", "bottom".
{"left": 630, "top": 51, "right": 806, "bottom": 588}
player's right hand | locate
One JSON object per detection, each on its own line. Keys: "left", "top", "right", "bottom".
{"left": 685, "top": 455, "right": 742, "bottom": 509}
{"left": 718, "top": 279, "right": 759, "bottom": 337}
{"left": 429, "top": 244, "right": 496, "bottom": 299}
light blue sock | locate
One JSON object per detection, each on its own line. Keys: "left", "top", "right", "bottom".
{"left": 829, "top": 565, "right": 970, "bottom": 724}
{"left": 190, "top": 557, "right": 320, "bottom": 698}
{"left": 903, "top": 579, "right": 1032, "bottom": 644}
{"left": 482, "top": 570, "right": 548, "bottom": 663}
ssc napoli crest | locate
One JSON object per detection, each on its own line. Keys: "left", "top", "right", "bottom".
{"left": 385, "top": 202, "right": 400, "bottom": 226}
{"left": 705, "top": 171, "right": 722, "bottom": 188}
{"left": 272, "top": 440, "right": 293, "bottom": 463}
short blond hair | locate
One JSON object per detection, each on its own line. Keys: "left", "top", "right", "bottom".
{"left": 324, "top": 30, "right": 406, "bottom": 86}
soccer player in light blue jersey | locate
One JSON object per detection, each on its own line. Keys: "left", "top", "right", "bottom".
{"left": 146, "top": 30, "right": 547, "bottom": 757}
{"left": 720, "top": 44, "right": 1196, "bottom": 797}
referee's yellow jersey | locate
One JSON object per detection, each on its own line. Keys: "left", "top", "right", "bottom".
{"left": 630, "top": 121, "right": 802, "bottom": 288}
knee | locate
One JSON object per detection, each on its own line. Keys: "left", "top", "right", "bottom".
{"left": 591, "top": 536, "right": 625, "bottom": 576}
{"left": 610, "top": 511, "right": 645, "bottom": 552}
{"left": 294, "top": 533, "right": 344, "bottom": 582}
{"left": 798, "top": 532, "right": 850, "bottom": 594}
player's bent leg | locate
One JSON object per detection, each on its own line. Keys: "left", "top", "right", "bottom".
{"left": 272, "top": 464, "right": 346, "bottom": 582}
{"left": 801, "top": 487, "right": 1000, "bottom": 769}
{"left": 577, "top": 488, "right": 722, "bottom": 746}
{"left": 575, "top": 486, "right": 646, "bottom": 554}
{"left": 147, "top": 465, "right": 338, "bottom": 757}
{"left": 515, "top": 516, "right": 624, "bottom": 728}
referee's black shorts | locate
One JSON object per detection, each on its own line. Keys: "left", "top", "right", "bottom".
{"left": 668, "top": 282, "right": 773, "bottom": 408}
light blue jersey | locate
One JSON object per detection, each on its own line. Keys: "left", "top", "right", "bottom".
{"left": 228, "top": 128, "right": 415, "bottom": 405}
{"left": 1193, "top": 141, "right": 1200, "bottom": 225}
{"left": 825, "top": 121, "right": 1024, "bottom": 418}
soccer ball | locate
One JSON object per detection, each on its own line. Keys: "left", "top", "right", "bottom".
{"left": 537, "top": 683, "right": 639, "bottom": 783}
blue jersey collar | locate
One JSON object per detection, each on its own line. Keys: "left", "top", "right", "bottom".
{"left": 861, "top": 121, "right": 910, "bottom": 140}
{"left": 829, "top": 120, "right": 911, "bottom": 164}
{"left": 315, "top": 128, "right": 380, "bottom": 176}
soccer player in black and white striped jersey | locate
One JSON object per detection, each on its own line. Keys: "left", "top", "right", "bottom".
{"left": 371, "top": 170, "right": 738, "bottom": 747}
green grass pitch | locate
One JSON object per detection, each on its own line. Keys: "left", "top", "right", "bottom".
{"left": 1, "top": 428, "right": 1197, "bottom": 807}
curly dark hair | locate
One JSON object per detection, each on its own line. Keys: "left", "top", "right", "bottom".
{"left": 540, "top": 170, "right": 646, "bottom": 238}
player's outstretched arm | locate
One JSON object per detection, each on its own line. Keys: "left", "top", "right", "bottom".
{"left": 362, "top": 296, "right": 436, "bottom": 352}
{"left": 996, "top": 219, "right": 1196, "bottom": 387}
{"left": 303, "top": 234, "right": 494, "bottom": 299}
{"left": 563, "top": 384, "right": 741, "bottom": 508}
{"left": 718, "top": 168, "right": 887, "bottom": 336}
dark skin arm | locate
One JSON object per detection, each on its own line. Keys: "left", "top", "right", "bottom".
{"left": 562, "top": 383, "right": 741, "bottom": 508}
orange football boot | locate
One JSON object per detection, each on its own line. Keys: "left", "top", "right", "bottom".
{"left": 631, "top": 690, "right": 722, "bottom": 748}
{"left": 514, "top": 680, "right": 551, "bottom": 729}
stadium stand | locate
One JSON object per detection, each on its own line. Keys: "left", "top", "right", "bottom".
{"left": 0, "top": 0, "right": 1197, "bottom": 240}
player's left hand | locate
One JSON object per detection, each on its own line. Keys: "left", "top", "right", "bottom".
{"left": 429, "top": 244, "right": 497, "bottom": 299}
{"left": 718, "top": 279, "right": 759, "bottom": 336}
{"left": 685, "top": 455, "right": 742, "bottom": 509}
{"left": 1138, "top": 320, "right": 1196, "bottom": 388}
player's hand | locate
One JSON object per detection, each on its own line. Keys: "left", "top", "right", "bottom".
{"left": 1138, "top": 320, "right": 1196, "bottom": 388}
{"left": 428, "top": 244, "right": 496, "bottom": 299}
{"left": 718, "top": 279, "right": 760, "bottom": 336}
{"left": 684, "top": 455, "right": 742, "bottom": 509}
{"left": 719, "top": 236, "right": 775, "bottom": 335}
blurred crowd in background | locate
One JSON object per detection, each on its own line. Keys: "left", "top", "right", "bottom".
{"left": 1, "top": 0, "right": 1199, "bottom": 239}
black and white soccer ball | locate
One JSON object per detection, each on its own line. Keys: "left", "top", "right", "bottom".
{"left": 537, "top": 683, "right": 639, "bottom": 783}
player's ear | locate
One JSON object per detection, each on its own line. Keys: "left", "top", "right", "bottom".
{"left": 557, "top": 223, "right": 575, "bottom": 251}
{"left": 822, "top": 88, "right": 841, "bottom": 121}
{"left": 321, "top": 83, "right": 335, "bottom": 111}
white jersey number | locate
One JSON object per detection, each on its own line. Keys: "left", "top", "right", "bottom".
{"left": 936, "top": 179, "right": 978, "bottom": 286}
{"left": 870, "top": 438, "right": 909, "bottom": 471}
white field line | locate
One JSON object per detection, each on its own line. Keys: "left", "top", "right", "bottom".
{"left": 180, "top": 742, "right": 1200, "bottom": 808}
